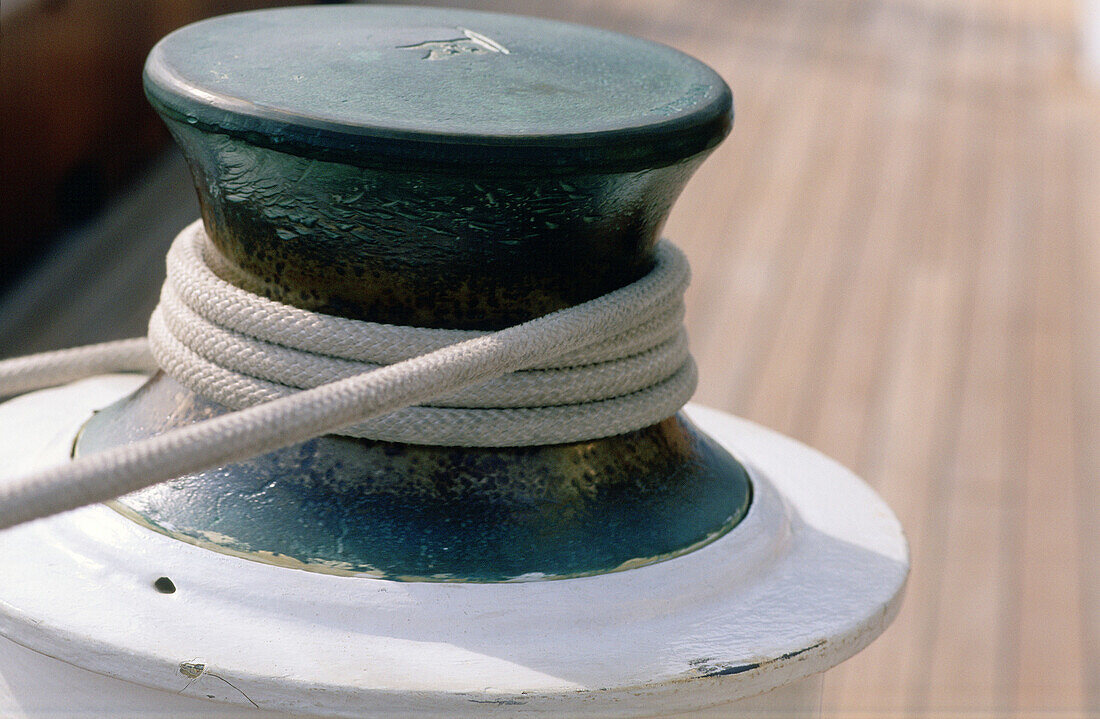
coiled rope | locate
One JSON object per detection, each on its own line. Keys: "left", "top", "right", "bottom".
{"left": 0, "top": 220, "right": 695, "bottom": 529}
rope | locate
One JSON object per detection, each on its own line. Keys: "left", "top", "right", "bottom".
{"left": 149, "top": 222, "right": 693, "bottom": 445}
{"left": 0, "top": 220, "right": 695, "bottom": 529}
{"left": 0, "top": 338, "right": 156, "bottom": 398}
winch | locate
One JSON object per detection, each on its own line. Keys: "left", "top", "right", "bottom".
{"left": 0, "top": 6, "right": 908, "bottom": 717}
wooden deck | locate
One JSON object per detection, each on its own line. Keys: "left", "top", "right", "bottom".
{"left": 1, "top": 0, "right": 1096, "bottom": 716}
{"left": 651, "top": 0, "right": 1099, "bottom": 716}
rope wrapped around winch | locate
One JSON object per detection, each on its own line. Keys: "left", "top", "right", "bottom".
{"left": 150, "top": 221, "right": 696, "bottom": 446}
{"left": 0, "top": 219, "right": 695, "bottom": 528}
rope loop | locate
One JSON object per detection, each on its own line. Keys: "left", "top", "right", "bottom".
{"left": 148, "top": 221, "right": 696, "bottom": 446}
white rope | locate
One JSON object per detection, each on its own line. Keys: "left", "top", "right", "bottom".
{"left": 0, "top": 220, "right": 695, "bottom": 528}
{"left": 0, "top": 338, "right": 156, "bottom": 398}
{"left": 149, "top": 222, "right": 692, "bottom": 445}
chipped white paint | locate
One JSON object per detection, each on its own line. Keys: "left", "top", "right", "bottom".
{"left": 0, "top": 376, "right": 908, "bottom": 717}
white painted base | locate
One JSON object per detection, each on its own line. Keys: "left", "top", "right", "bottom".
{"left": 0, "top": 376, "right": 907, "bottom": 718}
{"left": 0, "top": 635, "right": 824, "bottom": 718}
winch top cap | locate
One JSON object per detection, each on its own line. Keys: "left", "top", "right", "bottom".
{"left": 143, "top": 5, "right": 732, "bottom": 170}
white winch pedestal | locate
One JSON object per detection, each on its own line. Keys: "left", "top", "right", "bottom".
{"left": 0, "top": 376, "right": 907, "bottom": 718}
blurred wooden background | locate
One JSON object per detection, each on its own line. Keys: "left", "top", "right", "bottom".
{"left": 1, "top": 0, "right": 1097, "bottom": 717}
{"left": 0, "top": 0, "right": 304, "bottom": 287}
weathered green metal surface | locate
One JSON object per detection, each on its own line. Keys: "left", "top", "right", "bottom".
{"left": 80, "top": 376, "right": 751, "bottom": 582}
{"left": 165, "top": 121, "right": 704, "bottom": 328}
{"left": 78, "top": 5, "right": 750, "bottom": 582}
{"left": 143, "top": 5, "right": 731, "bottom": 172}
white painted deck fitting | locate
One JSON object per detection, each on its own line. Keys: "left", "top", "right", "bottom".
{"left": 0, "top": 376, "right": 907, "bottom": 717}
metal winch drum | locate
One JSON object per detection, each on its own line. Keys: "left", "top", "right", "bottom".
{"left": 0, "top": 6, "right": 908, "bottom": 718}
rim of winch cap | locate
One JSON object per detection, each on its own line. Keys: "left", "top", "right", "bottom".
{"left": 142, "top": 5, "right": 733, "bottom": 174}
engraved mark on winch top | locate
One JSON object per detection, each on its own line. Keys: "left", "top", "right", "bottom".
{"left": 398, "top": 27, "right": 510, "bottom": 60}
